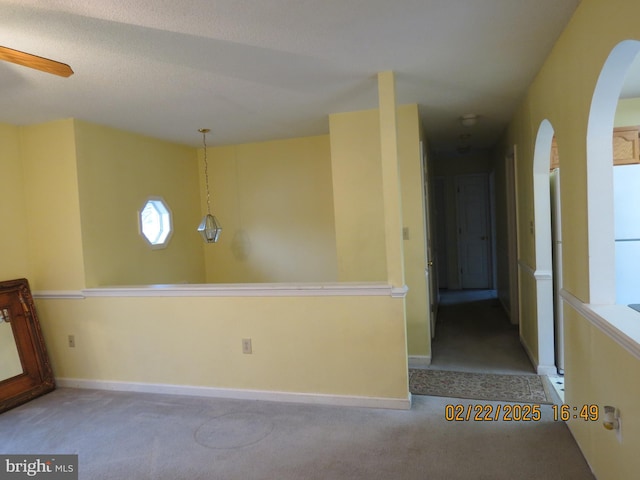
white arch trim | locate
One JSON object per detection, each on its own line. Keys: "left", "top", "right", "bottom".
{"left": 530, "top": 119, "right": 556, "bottom": 374}
{"left": 586, "top": 40, "right": 640, "bottom": 304}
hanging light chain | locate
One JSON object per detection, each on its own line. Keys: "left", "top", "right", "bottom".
{"left": 196, "top": 127, "right": 221, "bottom": 243}
{"left": 199, "top": 128, "right": 212, "bottom": 215}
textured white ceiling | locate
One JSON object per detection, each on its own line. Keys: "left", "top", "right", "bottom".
{"left": 0, "top": 0, "right": 582, "bottom": 152}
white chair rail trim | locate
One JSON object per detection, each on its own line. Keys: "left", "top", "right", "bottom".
{"left": 32, "top": 290, "right": 85, "bottom": 299}
{"left": 517, "top": 260, "right": 553, "bottom": 280}
{"left": 34, "top": 283, "right": 409, "bottom": 299}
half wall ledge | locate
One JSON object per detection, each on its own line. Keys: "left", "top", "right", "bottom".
{"left": 561, "top": 289, "right": 640, "bottom": 361}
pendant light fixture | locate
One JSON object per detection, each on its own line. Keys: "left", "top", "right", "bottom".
{"left": 197, "top": 128, "right": 222, "bottom": 243}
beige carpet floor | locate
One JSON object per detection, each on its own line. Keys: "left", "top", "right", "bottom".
{"left": 0, "top": 388, "right": 595, "bottom": 479}
{"left": 429, "top": 293, "right": 536, "bottom": 375}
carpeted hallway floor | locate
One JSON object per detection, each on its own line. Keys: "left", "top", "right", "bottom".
{"left": 0, "top": 290, "right": 594, "bottom": 479}
{"left": 428, "top": 290, "right": 536, "bottom": 375}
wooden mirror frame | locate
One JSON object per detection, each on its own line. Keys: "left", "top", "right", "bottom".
{"left": 0, "top": 278, "right": 55, "bottom": 413}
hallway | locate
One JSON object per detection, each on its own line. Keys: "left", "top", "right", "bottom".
{"left": 429, "top": 290, "right": 536, "bottom": 375}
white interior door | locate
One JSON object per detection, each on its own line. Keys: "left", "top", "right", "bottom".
{"left": 456, "top": 174, "right": 492, "bottom": 289}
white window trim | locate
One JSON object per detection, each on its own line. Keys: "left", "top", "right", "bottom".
{"left": 138, "top": 196, "right": 173, "bottom": 250}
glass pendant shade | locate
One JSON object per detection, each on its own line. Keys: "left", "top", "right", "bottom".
{"left": 198, "top": 213, "right": 222, "bottom": 243}
{"left": 197, "top": 128, "right": 221, "bottom": 244}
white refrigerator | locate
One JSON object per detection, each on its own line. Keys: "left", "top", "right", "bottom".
{"left": 614, "top": 164, "right": 640, "bottom": 306}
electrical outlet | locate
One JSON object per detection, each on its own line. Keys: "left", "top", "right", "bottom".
{"left": 242, "top": 338, "right": 252, "bottom": 354}
{"left": 402, "top": 227, "right": 410, "bottom": 240}
{"left": 68, "top": 334, "right": 75, "bottom": 348}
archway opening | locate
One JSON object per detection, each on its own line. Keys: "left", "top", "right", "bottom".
{"left": 587, "top": 40, "right": 640, "bottom": 306}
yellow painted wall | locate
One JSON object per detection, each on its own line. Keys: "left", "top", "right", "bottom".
{"left": 614, "top": 97, "right": 640, "bottom": 126}
{"left": 493, "top": 149, "right": 511, "bottom": 312}
{"left": 0, "top": 124, "right": 29, "bottom": 281}
{"left": 17, "top": 120, "right": 333, "bottom": 287}
{"left": 36, "top": 293, "right": 409, "bottom": 401}
{"left": 397, "top": 106, "right": 430, "bottom": 357}
{"left": 74, "top": 121, "right": 206, "bottom": 286}
{"left": 330, "top": 105, "right": 429, "bottom": 357}
{"left": 7, "top": 117, "right": 409, "bottom": 404}
{"left": 201, "top": 135, "right": 338, "bottom": 283}
{"left": 378, "top": 72, "right": 406, "bottom": 289}
{"left": 1, "top": 116, "right": 410, "bottom": 405}
{"left": 329, "top": 109, "right": 387, "bottom": 282}
{"left": 499, "top": 0, "right": 640, "bottom": 477}
{"left": 517, "top": 269, "right": 538, "bottom": 365}
{"left": 20, "top": 120, "right": 85, "bottom": 291}
{"left": 564, "top": 305, "right": 640, "bottom": 480}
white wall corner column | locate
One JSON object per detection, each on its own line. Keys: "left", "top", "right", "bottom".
{"left": 518, "top": 260, "right": 557, "bottom": 375}
{"left": 533, "top": 269, "right": 557, "bottom": 375}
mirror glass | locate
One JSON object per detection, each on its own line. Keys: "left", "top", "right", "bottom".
{"left": 0, "top": 305, "right": 23, "bottom": 380}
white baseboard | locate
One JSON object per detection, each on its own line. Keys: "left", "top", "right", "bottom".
{"left": 408, "top": 355, "right": 432, "bottom": 368}
{"left": 535, "top": 364, "right": 559, "bottom": 376}
{"left": 55, "top": 377, "right": 412, "bottom": 410}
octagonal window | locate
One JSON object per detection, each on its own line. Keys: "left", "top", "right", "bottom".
{"left": 139, "top": 197, "right": 173, "bottom": 248}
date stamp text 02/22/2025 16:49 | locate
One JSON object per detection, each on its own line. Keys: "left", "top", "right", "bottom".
{"left": 444, "top": 404, "right": 600, "bottom": 422}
